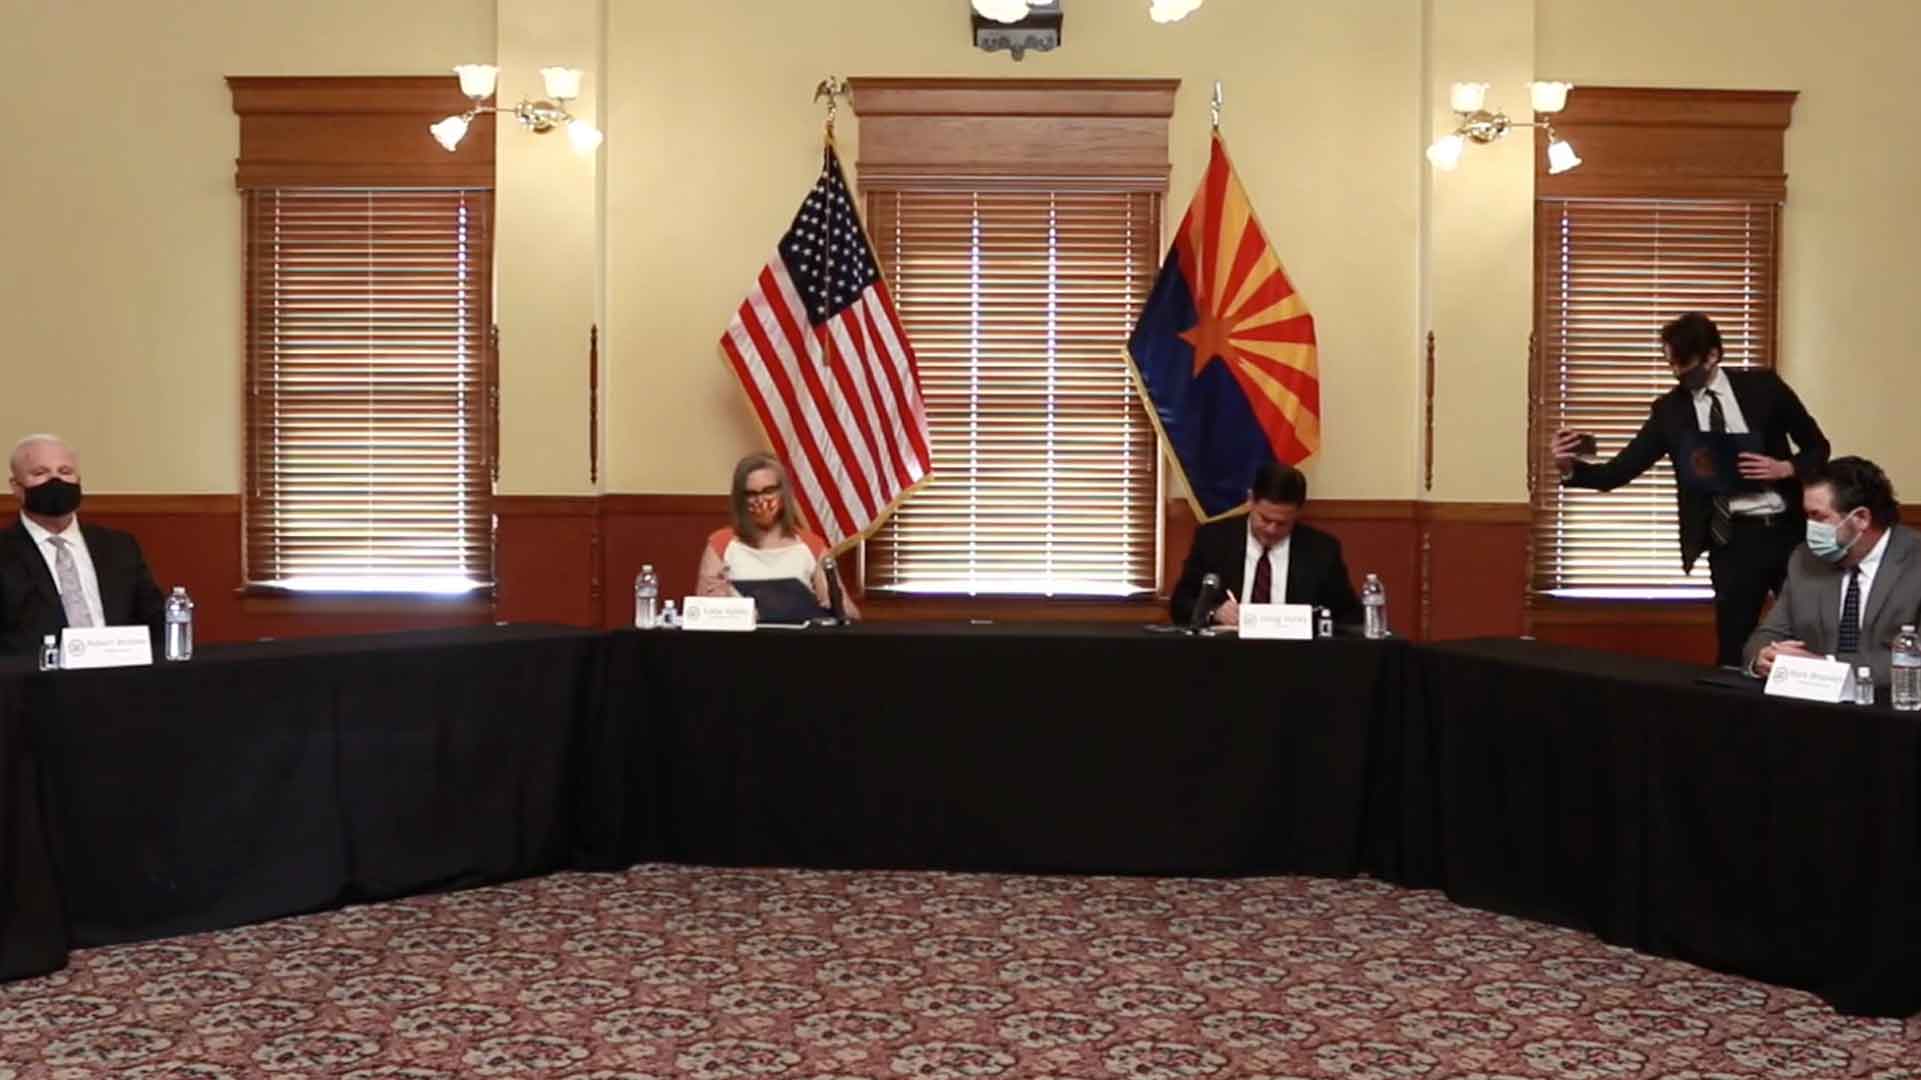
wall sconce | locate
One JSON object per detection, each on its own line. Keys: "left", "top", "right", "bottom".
{"left": 430, "top": 64, "right": 604, "bottom": 154}
{"left": 1426, "top": 81, "right": 1580, "bottom": 174}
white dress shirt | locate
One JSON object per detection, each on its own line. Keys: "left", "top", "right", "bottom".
{"left": 1242, "top": 528, "right": 1292, "bottom": 605}
{"left": 1692, "top": 367, "right": 1787, "bottom": 516}
{"left": 1840, "top": 526, "right": 1891, "bottom": 636}
{"left": 19, "top": 512, "right": 106, "bottom": 628}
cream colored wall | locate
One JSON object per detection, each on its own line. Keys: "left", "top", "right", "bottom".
{"left": 1536, "top": 0, "right": 1921, "bottom": 490}
{"left": 12, "top": 1, "right": 1909, "bottom": 505}
{"left": 602, "top": 0, "right": 1425, "bottom": 499}
{"left": 0, "top": 1, "right": 495, "bottom": 493}
{"left": 1422, "top": 0, "right": 1535, "bottom": 503}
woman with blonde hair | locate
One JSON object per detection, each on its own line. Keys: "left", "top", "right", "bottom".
{"left": 696, "top": 452, "right": 859, "bottom": 619}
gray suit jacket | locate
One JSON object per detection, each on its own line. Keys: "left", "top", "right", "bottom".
{"left": 1743, "top": 524, "right": 1921, "bottom": 685}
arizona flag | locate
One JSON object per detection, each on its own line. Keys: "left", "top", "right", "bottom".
{"left": 1126, "top": 132, "right": 1320, "bottom": 521}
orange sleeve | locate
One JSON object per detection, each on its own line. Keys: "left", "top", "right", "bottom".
{"left": 798, "top": 530, "right": 830, "bottom": 559}
{"left": 706, "top": 527, "right": 737, "bottom": 559}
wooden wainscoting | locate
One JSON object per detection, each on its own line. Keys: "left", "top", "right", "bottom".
{"left": 0, "top": 492, "right": 1558, "bottom": 648}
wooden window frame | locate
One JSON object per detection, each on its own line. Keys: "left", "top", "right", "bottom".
{"left": 228, "top": 77, "right": 499, "bottom": 606}
{"left": 848, "top": 77, "right": 1177, "bottom": 606}
{"left": 1527, "top": 87, "right": 1797, "bottom": 623}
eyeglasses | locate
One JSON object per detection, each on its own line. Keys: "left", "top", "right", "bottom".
{"left": 745, "top": 484, "right": 782, "bottom": 501}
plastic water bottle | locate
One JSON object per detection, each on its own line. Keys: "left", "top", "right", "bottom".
{"left": 1361, "top": 573, "right": 1388, "bottom": 640}
{"left": 38, "top": 633, "right": 60, "bottom": 672}
{"left": 164, "top": 586, "right": 194, "bottom": 661}
{"left": 1316, "top": 606, "right": 1333, "bottom": 640}
{"left": 634, "top": 565, "right": 660, "bottom": 629}
{"left": 1892, "top": 624, "right": 1921, "bottom": 711}
{"left": 660, "top": 599, "right": 679, "bottom": 628}
{"left": 1855, "top": 666, "right": 1875, "bottom": 707}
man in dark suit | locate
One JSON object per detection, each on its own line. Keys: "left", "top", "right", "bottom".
{"left": 1170, "top": 461, "right": 1361, "bottom": 629}
{"left": 1746, "top": 457, "right": 1921, "bottom": 686}
{"left": 1553, "top": 313, "right": 1829, "bottom": 667}
{"left": 2, "top": 434, "right": 165, "bottom": 655}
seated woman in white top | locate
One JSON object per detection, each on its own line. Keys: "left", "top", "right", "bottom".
{"left": 696, "top": 452, "right": 860, "bottom": 619}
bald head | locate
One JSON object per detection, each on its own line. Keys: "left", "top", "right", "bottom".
{"left": 10, "top": 434, "right": 76, "bottom": 482}
{"left": 10, "top": 437, "right": 82, "bottom": 527}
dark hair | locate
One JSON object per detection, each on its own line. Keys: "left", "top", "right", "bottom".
{"left": 1249, "top": 461, "right": 1308, "bottom": 506}
{"left": 1805, "top": 456, "right": 1900, "bottom": 528}
{"left": 1659, "top": 312, "right": 1724, "bottom": 367}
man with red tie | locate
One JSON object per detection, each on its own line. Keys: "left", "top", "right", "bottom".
{"left": 1170, "top": 461, "right": 1362, "bottom": 629}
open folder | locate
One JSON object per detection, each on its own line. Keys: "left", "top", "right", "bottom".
{"left": 1675, "top": 430, "right": 1768, "bottom": 496}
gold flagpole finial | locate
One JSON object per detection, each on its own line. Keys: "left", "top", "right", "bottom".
{"left": 1210, "top": 80, "right": 1224, "bottom": 130}
{"left": 814, "top": 76, "right": 850, "bottom": 138}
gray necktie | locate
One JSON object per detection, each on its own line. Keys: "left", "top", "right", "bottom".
{"left": 47, "top": 536, "right": 94, "bottom": 628}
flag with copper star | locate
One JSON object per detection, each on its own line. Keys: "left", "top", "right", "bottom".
{"left": 1125, "top": 131, "right": 1320, "bottom": 521}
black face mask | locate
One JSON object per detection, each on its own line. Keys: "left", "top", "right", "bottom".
{"left": 1676, "top": 362, "right": 1714, "bottom": 392}
{"left": 21, "top": 478, "right": 82, "bottom": 517}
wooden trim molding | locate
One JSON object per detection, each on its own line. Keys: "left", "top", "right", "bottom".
{"left": 1423, "top": 331, "right": 1436, "bottom": 493}
{"left": 588, "top": 324, "right": 600, "bottom": 485}
{"left": 227, "top": 75, "right": 495, "bottom": 188}
{"left": 0, "top": 494, "right": 240, "bottom": 516}
{"left": 1536, "top": 86, "right": 1797, "bottom": 200}
{"left": 850, "top": 76, "right": 1177, "bottom": 184}
{"left": 847, "top": 78, "right": 1180, "bottom": 118}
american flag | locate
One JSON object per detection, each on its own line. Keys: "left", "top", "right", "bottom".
{"left": 720, "top": 144, "right": 933, "bottom": 549}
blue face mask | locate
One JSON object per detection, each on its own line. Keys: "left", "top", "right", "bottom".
{"left": 1807, "top": 512, "right": 1861, "bottom": 563}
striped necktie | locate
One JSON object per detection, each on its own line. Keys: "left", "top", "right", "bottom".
{"left": 1705, "top": 390, "right": 1733, "bottom": 547}
{"left": 47, "top": 536, "right": 94, "bottom": 629}
{"left": 1838, "top": 568, "right": 1862, "bottom": 655}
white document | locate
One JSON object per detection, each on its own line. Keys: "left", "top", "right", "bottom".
{"left": 682, "top": 595, "right": 757, "bottom": 632}
{"left": 1763, "top": 653, "right": 1855, "bottom": 704}
{"left": 59, "top": 626, "right": 154, "bottom": 670}
{"left": 1239, "top": 603, "right": 1315, "bottom": 640}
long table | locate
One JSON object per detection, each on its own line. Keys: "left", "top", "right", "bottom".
{"left": 2, "top": 625, "right": 601, "bottom": 980}
{"left": 594, "top": 623, "right": 1405, "bottom": 876}
{"left": 3, "top": 624, "right": 1918, "bottom": 1018}
{"left": 1402, "top": 638, "right": 1921, "bottom": 1019}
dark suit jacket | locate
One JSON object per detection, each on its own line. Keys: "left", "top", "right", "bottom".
{"left": 0, "top": 519, "right": 166, "bottom": 655}
{"left": 1565, "top": 369, "right": 1828, "bottom": 573}
{"left": 1170, "top": 517, "right": 1362, "bottom": 627}
{"left": 1743, "top": 525, "right": 1921, "bottom": 685}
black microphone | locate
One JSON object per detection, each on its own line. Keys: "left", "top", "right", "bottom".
{"left": 821, "top": 554, "right": 848, "bottom": 625}
{"left": 1188, "top": 572, "right": 1223, "bottom": 632}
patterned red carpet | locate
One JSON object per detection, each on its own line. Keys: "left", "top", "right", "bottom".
{"left": 0, "top": 865, "right": 1914, "bottom": 1078}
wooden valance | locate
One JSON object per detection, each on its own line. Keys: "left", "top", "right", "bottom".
{"left": 227, "top": 76, "right": 496, "bottom": 188}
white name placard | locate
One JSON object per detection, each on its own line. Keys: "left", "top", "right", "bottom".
{"left": 1764, "top": 653, "right": 1855, "bottom": 704}
{"left": 60, "top": 626, "right": 154, "bottom": 670}
{"left": 682, "top": 595, "right": 757, "bottom": 632}
{"left": 1239, "top": 603, "right": 1316, "bottom": 641}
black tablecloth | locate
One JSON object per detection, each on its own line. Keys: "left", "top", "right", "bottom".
{"left": 598, "top": 623, "right": 1406, "bottom": 877}
{"left": 0, "top": 659, "right": 64, "bottom": 981}
{"left": 22, "top": 625, "right": 598, "bottom": 953}
{"left": 1405, "top": 638, "right": 1921, "bottom": 1017}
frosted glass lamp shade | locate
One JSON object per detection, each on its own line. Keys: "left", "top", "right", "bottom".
{"left": 1449, "top": 82, "right": 1489, "bottom": 113}
{"left": 1529, "top": 81, "right": 1573, "bottom": 114}
{"left": 1425, "top": 134, "right": 1466, "bottom": 171}
{"left": 1546, "top": 137, "right": 1583, "bottom": 174}
{"left": 454, "top": 64, "right": 497, "bottom": 100}
{"left": 429, "top": 114, "right": 470, "bottom": 152}
{"left": 567, "top": 119, "right": 604, "bottom": 154}
{"left": 541, "top": 66, "right": 584, "bottom": 101}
